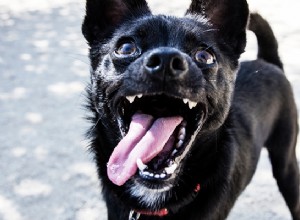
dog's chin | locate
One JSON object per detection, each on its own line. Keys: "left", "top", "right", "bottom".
{"left": 113, "top": 93, "right": 206, "bottom": 208}
{"left": 127, "top": 179, "right": 172, "bottom": 209}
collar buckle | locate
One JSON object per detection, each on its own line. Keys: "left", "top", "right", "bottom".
{"left": 129, "top": 210, "right": 140, "bottom": 220}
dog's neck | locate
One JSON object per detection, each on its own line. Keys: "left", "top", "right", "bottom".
{"left": 130, "top": 208, "right": 169, "bottom": 219}
{"left": 129, "top": 183, "right": 201, "bottom": 219}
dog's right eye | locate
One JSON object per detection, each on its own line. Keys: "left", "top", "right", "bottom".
{"left": 194, "top": 48, "right": 215, "bottom": 65}
{"left": 115, "top": 42, "right": 137, "bottom": 56}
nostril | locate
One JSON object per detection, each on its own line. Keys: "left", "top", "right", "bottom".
{"left": 171, "top": 56, "right": 187, "bottom": 72}
{"left": 144, "top": 49, "right": 188, "bottom": 77}
{"left": 146, "top": 54, "right": 162, "bottom": 70}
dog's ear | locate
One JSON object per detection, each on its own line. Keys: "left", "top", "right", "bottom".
{"left": 82, "top": 0, "right": 151, "bottom": 44}
{"left": 186, "top": 0, "right": 249, "bottom": 56}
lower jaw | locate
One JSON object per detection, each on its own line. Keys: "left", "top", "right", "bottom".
{"left": 132, "top": 114, "right": 205, "bottom": 190}
{"left": 128, "top": 179, "right": 172, "bottom": 211}
{"left": 127, "top": 176, "right": 202, "bottom": 217}
{"left": 125, "top": 125, "right": 205, "bottom": 212}
{"left": 116, "top": 110, "right": 206, "bottom": 209}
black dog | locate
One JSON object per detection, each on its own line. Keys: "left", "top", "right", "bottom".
{"left": 82, "top": 0, "right": 300, "bottom": 219}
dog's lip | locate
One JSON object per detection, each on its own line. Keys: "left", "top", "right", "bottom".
{"left": 125, "top": 94, "right": 198, "bottom": 110}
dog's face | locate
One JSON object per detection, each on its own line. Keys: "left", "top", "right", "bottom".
{"left": 83, "top": 0, "right": 248, "bottom": 215}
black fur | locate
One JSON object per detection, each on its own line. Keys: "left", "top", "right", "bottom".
{"left": 82, "top": 0, "right": 300, "bottom": 219}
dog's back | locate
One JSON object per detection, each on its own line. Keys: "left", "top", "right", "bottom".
{"left": 236, "top": 13, "right": 300, "bottom": 220}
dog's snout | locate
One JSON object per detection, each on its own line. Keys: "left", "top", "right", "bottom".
{"left": 144, "top": 48, "right": 188, "bottom": 77}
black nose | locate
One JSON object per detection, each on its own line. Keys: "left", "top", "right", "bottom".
{"left": 144, "top": 48, "right": 188, "bottom": 77}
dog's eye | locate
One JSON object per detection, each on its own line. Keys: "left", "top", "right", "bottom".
{"left": 195, "top": 49, "right": 215, "bottom": 65}
{"left": 115, "top": 42, "right": 137, "bottom": 56}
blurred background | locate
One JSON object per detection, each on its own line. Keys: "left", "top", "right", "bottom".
{"left": 0, "top": 0, "right": 299, "bottom": 219}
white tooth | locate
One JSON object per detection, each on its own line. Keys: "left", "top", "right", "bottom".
{"left": 149, "top": 173, "right": 154, "bottom": 177}
{"left": 160, "top": 173, "right": 166, "bottom": 178}
{"left": 171, "top": 149, "right": 178, "bottom": 157}
{"left": 165, "top": 163, "right": 178, "bottom": 175}
{"left": 137, "top": 94, "right": 143, "bottom": 98}
{"left": 178, "top": 133, "right": 185, "bottom": 140}
{"left": 143, "top": 171, "right": 150, "bottom": 176}
{"left": 167, "top": 160, "right": 173, "bottom": 166}
{"left": 154, "top": 174, "right": 160, "bottom": 178}
{"left": 176, "top": 140, "right": 184, "bottom": 148}
{"left": 188, "top": 101, "right": 197, "bottom": 109}
{"left": 179, "top": 127, "right": 186, "bottom": 137}
{"left": 137, "top": 158, "right": 147, "bottom": 171}
{"left": 126, "top": 96, "right": 136, "bottom": 103}
{"left": 183, "top": 98, "right": 189, "bottom": 104}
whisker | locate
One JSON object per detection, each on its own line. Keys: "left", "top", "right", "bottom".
{"left": 202, "top": 28, "right": 219, "bottom": 33}
{"left": 62, "top": 52, "right": 90, "bottom": 65}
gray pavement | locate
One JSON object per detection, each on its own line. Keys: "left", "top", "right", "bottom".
{"left": 0, "top": 0, "right": 299, "bottom": 219}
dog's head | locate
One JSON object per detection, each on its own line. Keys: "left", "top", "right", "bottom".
{"left": 83, "top": 0, "right": 249, "bottom": 216}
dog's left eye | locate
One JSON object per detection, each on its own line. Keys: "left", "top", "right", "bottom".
{"left": 115, "top": 42, "right": 137, "bottom": 56}
{"left": 195, "top": 49, "right": 215, "bottom": 65}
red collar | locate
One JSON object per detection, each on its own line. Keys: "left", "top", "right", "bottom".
{"left": 131, "top": 184, "right": 201, "bottom": 218}
{"left": 134, "top": 208, "right": 169, "bottom": 217}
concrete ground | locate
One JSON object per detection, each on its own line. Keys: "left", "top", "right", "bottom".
{"left": 0, "top": 0, "right": 299, "bottom": 219}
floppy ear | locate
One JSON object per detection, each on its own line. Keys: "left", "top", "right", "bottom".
{"left": 82, "top": 0, "right": 151, "bottom": 44}
{"left": 186, "top": 0, "right": 249, "bottom": 56}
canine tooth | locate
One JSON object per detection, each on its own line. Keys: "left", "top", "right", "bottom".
{"left": 137, "top": 159, "right": 148, "bottom": 171}
{"left": 171, "top": 149, "right": 178, "bottom": 157}
{"left": 137, "top": 94, "right": 143, "bottom": 98}
{"left": 183, "top": 98, "right": 189, "bottom": 104}
{"left": 188, "top": 101, "right": 197, "bottom": 109}
{"left": 165, "top": 163, "right": 178, "bottom": 175}
{"left": 126, "top": 96, "right": 136, "bottom": 103}
{"left": 176, "top": 140, "right": 184, "bottom": 148}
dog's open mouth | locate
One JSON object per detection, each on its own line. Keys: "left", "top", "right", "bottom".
{"left": 107, "top": 94, "right": 205, "bottom": 186}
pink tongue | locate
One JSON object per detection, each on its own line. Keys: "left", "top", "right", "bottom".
{"left": 107, "top": 113, "right": 183, "bottom": 186}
